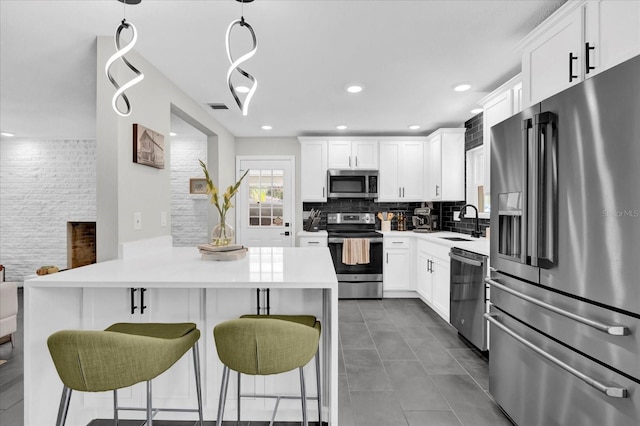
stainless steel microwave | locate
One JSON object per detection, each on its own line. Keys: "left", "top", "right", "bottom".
{"left": 327, "top": 169, "right": 378, "bottom": 199}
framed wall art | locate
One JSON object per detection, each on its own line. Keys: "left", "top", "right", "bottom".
{"left": 133, "top": 123, "right": 165, "bottom": 169}
{"left": 189, "top": 178, "right": 208, "bottom": 194}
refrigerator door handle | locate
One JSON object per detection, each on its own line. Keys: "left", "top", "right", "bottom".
{"left": 533, "top": 112, "right": 557, "bottom": 268}
{"left": 486, "top": 278, "right": 629, "bottom": 336}
{"left": 521, "top": 118, "right": 532, "bottom": 265}
{"left": 485, "top": 313, "right": 628, "bottom": 398}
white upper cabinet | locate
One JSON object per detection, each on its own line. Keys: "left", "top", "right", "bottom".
{"left": 327, "top": 140, "right": 378, "bottom": 170}
{"left": 378, "top": 139, "right": 426, "bottom": 202}
{"left": 299, "top": 138, "right": 327, "bottom": 202}
{"left": 425, "top": 128, "right": 465, "bottom": 202}
{"left": 520, "top": 0, "right": 640, "bottom": 107}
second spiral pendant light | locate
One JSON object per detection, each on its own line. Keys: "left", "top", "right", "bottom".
{"left": 225, "top": 0, "right": 258, "bottom": 116}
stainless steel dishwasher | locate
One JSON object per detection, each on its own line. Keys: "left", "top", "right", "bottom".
{"left": 449, "top": 247, "right": 488, "bottom": 351}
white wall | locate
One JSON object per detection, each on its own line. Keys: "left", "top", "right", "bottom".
{"left": 0, "top": 139, "right": 96, "bottom": 281}
{"left": 170, "top": 138, "right": 209, "bottom": 246}
{"left": 96, "top": 36, "right": 236, "bottom": 260}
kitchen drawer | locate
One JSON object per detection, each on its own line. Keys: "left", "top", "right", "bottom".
{"left": 416, "top": 239, "right": 449, "bottom": 260}
{"left": 488, "top": 305, "right": 640, "bottom": 426}
{"left": 489, "top": 272, "right": 640, "bottom": 381}
{"left": 384, "top": 236, "right": 411, "bottom": 248}
{"left": 299, "top": 236, "right": 327, "bottom": 247}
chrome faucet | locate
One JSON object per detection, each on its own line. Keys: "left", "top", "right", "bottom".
{"left": 459, "top": 204, "right": 482, "bottom": 238}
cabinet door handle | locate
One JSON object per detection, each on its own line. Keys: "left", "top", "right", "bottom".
{"left": 307, "top": 241, "right": 320, "bottom": 245}
{"left": 130, "top": 288, "right": 138, "bottom": 315}
{"left": 140, "top": 288, "right": 147, "bottom": 314}
{"left": 399, "top": 187, "right": 402, "bottom": 198}
{"left": 569, "top": 52, "right": 578, "bottom": 82}
{"left": 585, "top": 42, "right": 595, "bottom": 74}
{"left": 322, "top": 187, "right": 325, "bottom": 198}
{"left": 349, "top": 156, "right": 351, "bottom": 167}
{"left": 435, "top": 185, "right": 440, "bottom": 197}
{"left": 355, "top": 156, "right": 358, "bottom": 167}
{"left": 386, "top": 253, "right": 389, "bottom": 263}
{"left": 402, "top": 187, "right": 405, "bottom": 198}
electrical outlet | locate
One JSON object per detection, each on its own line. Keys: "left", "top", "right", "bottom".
{"left": 453, "top": 211, "right": 461, "bottom": 222}
{"left": 134, "top": 212, "right": 142, "bottom": 230}
{"left": 160, "top": 211, "right": 167, "bottom": 227}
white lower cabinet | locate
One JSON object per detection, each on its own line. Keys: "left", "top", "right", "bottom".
{"left": 415, "top": 240, "right": 451, "bottom": 322}
{"left": 383, "top": 236, "right": 414, "bottom": 292}
{"left": 81, "top": 287, "right": 203, "bottom": 417}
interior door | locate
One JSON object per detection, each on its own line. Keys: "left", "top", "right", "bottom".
{"left": 236, "top": 157, "right": 294, "bottom": 247}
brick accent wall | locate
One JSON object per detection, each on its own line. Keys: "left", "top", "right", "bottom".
{"left": 67, "top": 221, "right": 96, "bottom": 268}
{"left": 0, "top": 139, "right": 97, "bottom": 281}
{"left": 170, "top": 138, "right": 209, "bottom": 246}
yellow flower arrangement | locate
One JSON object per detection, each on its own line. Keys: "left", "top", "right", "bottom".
{"left": 199, "top": 159, "right": 249, "bottom": 245}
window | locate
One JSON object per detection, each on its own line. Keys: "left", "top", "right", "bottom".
{"left": 247, "top": 169, "right": 284, "bottom": 227}
{"left": 466, "top": 146, "right": 490, "bottom": 218}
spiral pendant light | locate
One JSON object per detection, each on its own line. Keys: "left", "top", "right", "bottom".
{"left": 225, "top": 0, "right": 258, "bottom": 116}
{"left": 105, "top": 0, "right": 144, "bottom": 117}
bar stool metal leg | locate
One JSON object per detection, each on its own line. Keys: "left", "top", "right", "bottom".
{"left": 217, "top": 365, "right": 230, "bottom": 425}
{"left": 237, "top": 370, "right": 242, "bottom": 424}
{"left": 56, "top": 386, "right": 72, "bottom": 426}
{"left": 192, "top": 341, "right": 204, "bottom": 426}
{"left": 146, "top": 380, "right": 153, "bottom": 426}
{"left": 299, "top": 367, "right": 308, "bottom": 426}
{"left": 315, "top": 350, "right": 322, "bottom": 425}
{"left": 113, "top": 389, "right": 119, "bottom": 425}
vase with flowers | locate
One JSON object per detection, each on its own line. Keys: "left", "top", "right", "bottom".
{"left": 199, "top": 160, "right": 249, "bottom": 246}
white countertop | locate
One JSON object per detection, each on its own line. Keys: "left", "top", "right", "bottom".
{"left": 297, "top": 230, "right": 328, "bottom": 237}
{"left": 25, "top": 246, "right": 338, "bottom": 289}
{"left": 379, "top": 230, "right": 490, "bottom": 256}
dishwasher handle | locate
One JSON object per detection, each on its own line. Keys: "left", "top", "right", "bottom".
{"left": 485, "top": 313, "right": 627, "bottom": 398}
{"left": 449, "top": 252, "right": 484, "bottom": 267}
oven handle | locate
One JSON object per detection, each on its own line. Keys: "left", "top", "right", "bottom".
{"left": 486, "top": 278, "right": 629, "bottom": 336}
{"left": 449, "top": 252, "right": 483, "bottom": 267}
{"left": 485, "top": 313, "right": 628, "bottom": 398}
{"left": 328, "top": 237, "right": 383, "bottom": 244}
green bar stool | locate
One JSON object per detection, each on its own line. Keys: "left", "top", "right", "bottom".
{"left": 214, "top": 317, "right": 321, "bottom": 426}
{"left": 47, "top": 322, "right": 203, "bottom": 426}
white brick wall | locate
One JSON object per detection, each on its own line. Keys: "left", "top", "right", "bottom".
{"left": 170, "top": 138, "right": 209, "bottom": 247}
{"left": 0, "top": 139, "right": 97, "bottom": 282}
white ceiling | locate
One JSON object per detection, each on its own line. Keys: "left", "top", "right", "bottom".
{"left": 0, "top": 0, "right": 565, "bottom": 140}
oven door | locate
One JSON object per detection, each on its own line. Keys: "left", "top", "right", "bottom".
{"left": 328, "top": 237, "right": 383, "bottom": 298}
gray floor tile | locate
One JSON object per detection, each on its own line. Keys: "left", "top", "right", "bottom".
{"left": 340, "top": 323, "right": 374, "bottom": 349}
{"left": 0, "top": 399, "right": 23, "bottom": 426}
{"left": 339, "top": 301, "right": 365, "bottom": 323}
{"left": 406, "top": 338, "right": 465, "bottom": 375}
{"left": 356, "top": 299, "right": 384, "bottom": 311}
{"left": 338, "top": 374, "right": 356, "bottom": 426}
{"left": 399, "top": 325, "right": 436, "bottom": 339}
{"left": 430, "top": 374, "right": 499, "bottom": 413}
{"left": 371, "top": 330, "right": 416, "bottom": 360}
{"left": 343, "top": 349, "right": 392, "bottom": 391}
{"left": 454, "top": 405, "right": 514, "bottom": 426}
{"left": 350, "top": 391, "right": 408, "bottom": 426}
{"left": 384, "top": 361, "right": 451, "bottom": 411}
{"left": 404, "top": 410, "right": 463, "bottom": 426}
{"left": 427, "top": 325, "right": 473, "bottom": 349}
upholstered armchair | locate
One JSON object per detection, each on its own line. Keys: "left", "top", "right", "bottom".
{"left": 0, "top": 281, "right": 18, "bottom": 347}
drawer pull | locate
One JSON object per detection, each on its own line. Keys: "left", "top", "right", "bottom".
{"left": 449, "top": 252, "right": 483, "bottom": 267}
{"left": 485, "top": 313, "right": 627, "bottom": 398}
{"left": 486, "top": 279, "right": 629, "bottom": 336}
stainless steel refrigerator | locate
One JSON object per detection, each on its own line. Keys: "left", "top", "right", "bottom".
{"left": 488, "top": 54, "right": 640, "bottom": 426}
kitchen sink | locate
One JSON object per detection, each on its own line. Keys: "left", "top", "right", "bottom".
{"left": 439, "top": 237, "right": 472, "bottom": 242}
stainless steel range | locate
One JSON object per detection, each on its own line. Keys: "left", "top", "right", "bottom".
{"left": 326, "top": 212, "right": 383, "bottom": 299}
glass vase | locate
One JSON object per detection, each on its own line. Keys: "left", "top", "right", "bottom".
{"left": 211, "top": 215, "right": 235, "bottom": 246}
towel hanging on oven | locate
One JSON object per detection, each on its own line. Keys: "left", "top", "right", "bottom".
{"left": 342, "top": 238, "right": 370, "bottom": 265}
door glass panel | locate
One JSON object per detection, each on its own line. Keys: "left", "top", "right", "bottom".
{"left": 248, "top": 169, "right": 284, "bottom": 227}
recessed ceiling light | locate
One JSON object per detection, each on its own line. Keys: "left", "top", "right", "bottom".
{"left": 261, "top": 125, "right": 272, "bottom": 130}
{"left": 236, "top": 85, "right": 250, "bottom": 94}
{"left": 170, "top": 132, "right": 177, "bottom": 136}
{"left": 470, "top": 108, "right": 484, "bottom": 114}
{"left": 1, "top": 132, "right": 14, "bottom": 137}
{"left": 345, "top": 84, "right": 364, "bottom": 94}
{"left": 336, "top": 125, "right": 348, "bottom": 130}
{"left": 408, "top": 125, "right": 421, "bottom": 130}
{"left": 453, "top": 83, "right": 472, "bottom": 92}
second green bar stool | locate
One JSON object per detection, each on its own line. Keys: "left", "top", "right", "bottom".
{"left": 213, "top": 317, "right": 321, "bottom": 426}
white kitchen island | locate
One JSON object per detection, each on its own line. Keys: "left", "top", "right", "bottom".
{"left": 24, "top": 238, "right": 339, "bottom": 425}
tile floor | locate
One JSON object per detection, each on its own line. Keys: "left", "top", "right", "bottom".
{"left": 0, "top": 290, "right": 512, "bottom": 425}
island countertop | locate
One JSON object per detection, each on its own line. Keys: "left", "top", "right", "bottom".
{"left": 27, "top": 246, "right": 338, "bottom": 289}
